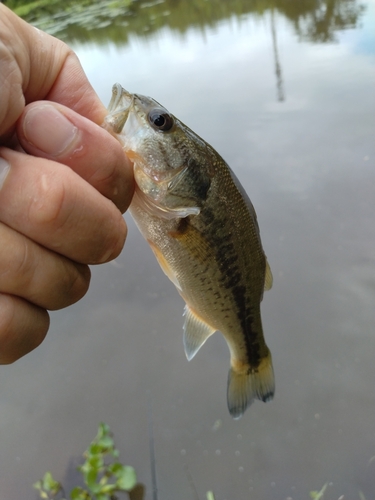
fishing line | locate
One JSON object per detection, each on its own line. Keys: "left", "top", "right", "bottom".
{"left": 148, "top": 397, "right": 158, "bottom": 500}
{"left": 184, "top": 463, "right": 200, "bottom": 500}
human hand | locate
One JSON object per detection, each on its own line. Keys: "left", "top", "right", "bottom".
{"left": 0, "top": 5, "right": 134, "bottom": 363}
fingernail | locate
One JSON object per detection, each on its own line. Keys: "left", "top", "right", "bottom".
{"left": 23, "top": 104, "right": 79, "bottom": 156}
{"left": 0, "top": 157, "right": 11, "bottom": 190}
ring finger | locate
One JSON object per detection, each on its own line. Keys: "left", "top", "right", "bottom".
{"left": 0, "top": 221, "right": 91, "bottom": 310}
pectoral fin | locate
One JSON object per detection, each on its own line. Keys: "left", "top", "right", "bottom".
{"left": 183, "top": 305, "right": 216, "bottom": 361}
{"left": 136, "top": 188, "right": 200, "bottom": 220}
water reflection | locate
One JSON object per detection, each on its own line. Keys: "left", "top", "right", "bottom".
{"left": 8, "top": 0, "right": 366, "bottom": 46}
{"left": 8, "top": 0, "right": 367, "bottom": 107}
{"left": 270, "top": 8, "right": 285, "bottom": 102}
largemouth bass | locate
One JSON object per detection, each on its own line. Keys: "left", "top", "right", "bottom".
{"left": 104, "top": 84, "right": 274, "bottom": 418}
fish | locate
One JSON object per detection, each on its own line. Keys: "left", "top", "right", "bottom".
{"left": 103, "top": 84, "right": 274, "bottom": 418}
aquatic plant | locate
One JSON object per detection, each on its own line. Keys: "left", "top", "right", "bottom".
{"left": 33, "top": 422, "right": 137, "bottom": 500}
{"left": 33, "top": 423, "right": 366, "bottom": 500}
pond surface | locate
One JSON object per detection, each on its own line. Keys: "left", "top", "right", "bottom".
{"left": 1, "top": 1, "right": 375, "bottom": 499}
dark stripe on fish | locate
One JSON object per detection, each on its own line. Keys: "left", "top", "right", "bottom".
{"left": 199, "top": 207, "right": 263, "bottom": 369}
{"left": 231, "top": 284, "right": 262, "bottom": 370}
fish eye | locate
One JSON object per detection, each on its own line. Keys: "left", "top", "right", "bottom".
{"left": 148, "top": 109, "right": 174, "bottom": 132}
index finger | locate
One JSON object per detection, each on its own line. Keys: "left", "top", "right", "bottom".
{"left": 0, "top": 147, "right": 126, "bottom": 264}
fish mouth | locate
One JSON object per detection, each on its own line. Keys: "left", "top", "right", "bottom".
{"left": 104, "top": 83, "right": 133, "bottom": 134}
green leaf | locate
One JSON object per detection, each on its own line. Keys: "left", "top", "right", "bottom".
{"left": 206, "top": 492, "right": 215, "bottom": 500}
{"left": 96, "top": 424, "right": 114, "bottom": 446}
{"left": 78, "top": 462, "right": 90, "bottom": 475}
{"left": 85, "top": 469, "right": 100, "bottom": 492}
{"left": 42, "top": 472, "right": 61, "bottom": 492}
{"left": 70, "top": 486, "right": 90, "bottom": 500}
{"left": 98, "top": 484, "right": 116, "bottom": 494}
{"left": 88, "top": 443, "right": 101, "bottom": 455}
{"left": 115, "top": 465, "right": 137, "bottom": 491}
{"left": 88, "top": 455, "right": 103, "bottom": 470}
{"left": 33, "top": 472, "right": 62, "bottom": 499}
{"left": 96, "top": 493, "right": 111, "bottom": 500}
{"left": 310, "top": 483, "right": 328, "bottom": 500}
{"left": 98, "top": 435, "right": 115, "bottom": 449}
{"left": 33, "top": 480, "right": 43, "bottom": 491}
{"left": 98, "top": 422, "right": 110, "bottom": 437}
{"left": 107, "top": 462, "right": 123, "bottom": 475}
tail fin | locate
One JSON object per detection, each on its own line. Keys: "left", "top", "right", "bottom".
{"left": 227, "top": 354, "right": 275, "bottom": 419}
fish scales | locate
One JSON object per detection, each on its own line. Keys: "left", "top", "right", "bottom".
{"left": 104, "top": 84, "right": 275, "bottom": 418}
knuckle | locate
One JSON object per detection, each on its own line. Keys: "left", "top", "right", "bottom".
{"left": 89, "top": 158, "right": 119, "bottom": 192}
{"left": 0, "top": 295, "right": 49, "bottom": 364}
{"left": 63, "top": 263, "right": 91, "bottom": 302}
{"left": 28, "top": 172, "right": 71, "bottom": 228}
{"left": 0, "top": 296, "right": 16, "bottom": 352}
{"left": 47, "top": 263, "right": 91, "bottom": 310}
{"left": 0, "top": 227, "right": 36, "bottom": 290}
{"left": 93, "top": 216, "right": 127, "bottom": 264}
{"left": 8, "top": 238, "right": 35, "bottom": 282}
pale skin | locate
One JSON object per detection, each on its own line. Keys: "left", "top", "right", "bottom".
{"left": 0, "top": 5, "right": 134, "bottom": 363}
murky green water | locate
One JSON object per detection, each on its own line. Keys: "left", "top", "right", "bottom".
{"left": 1, "top": 1, "right": 375, "bottom": 499}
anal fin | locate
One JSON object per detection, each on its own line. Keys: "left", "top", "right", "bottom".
{"left": 183, "top": 305, "right": 216, "bottom": 361}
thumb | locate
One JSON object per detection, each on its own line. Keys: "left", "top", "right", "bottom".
{"left": 0, "top": 4, "right": 105, "bottom": 139}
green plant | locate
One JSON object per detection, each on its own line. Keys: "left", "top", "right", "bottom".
{"left": 33, "top": 471, "right": 63, "bottom": 499}
{"left": 35, "top": 426, "right": 367, "bottom": 500}
{"left": 310, "top": 483, "right": 328, "bottom": 500}
{"left": 33, "top": 423, "right": 137, "bottom": 500}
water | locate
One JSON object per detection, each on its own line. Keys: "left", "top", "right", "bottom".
{"left": 1, "top": 1, "right": 375, "bottom": 499}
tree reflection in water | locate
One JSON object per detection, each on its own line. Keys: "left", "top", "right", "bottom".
{"left": 7, "top": 0, "right": 366, "bottom": 46}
